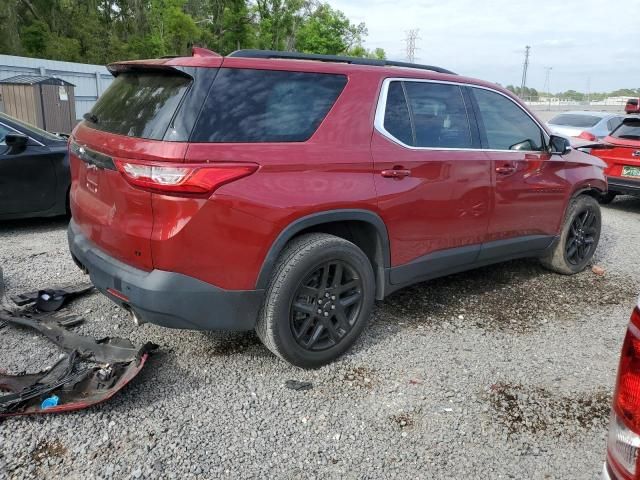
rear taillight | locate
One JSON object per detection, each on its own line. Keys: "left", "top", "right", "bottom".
{"left": 577, "top": 131, "right": 597, "bottom": 142}
{"left": 115, "top": 161, "right": 258, "bottom": 197}
{"left": 607, "top": 307, "right": 640, "bottom": 479}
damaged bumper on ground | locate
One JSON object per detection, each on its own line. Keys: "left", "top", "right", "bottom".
{"left": 0, "top": 311, "right": 156, "bottom": 417}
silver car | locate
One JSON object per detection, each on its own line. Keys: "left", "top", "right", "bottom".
{"left": 547, "top": 111, "right": 624, "bottom": 140}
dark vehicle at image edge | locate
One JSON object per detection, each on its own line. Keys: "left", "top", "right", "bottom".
{"left": 67, "top": 48, "right": 607, "bottom": 368}
{"left": 0, "top": 112, "right": 70, "bottom": 220}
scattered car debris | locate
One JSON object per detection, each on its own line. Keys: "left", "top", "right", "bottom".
{"left": 285, "top": 380, "right": 313, "bottom": 391}
{"left": 0, "top": 313, "right": 157, "bottom": 417}
{"left": 10, "top": 282, "right": 93, "bottom": 311}
{"left": 0, "top": 274, "right": 156, "bottom": 417}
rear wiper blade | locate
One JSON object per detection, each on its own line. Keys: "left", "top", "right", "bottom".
{"left": 83, "top": 113, "right": 98, "bottom": 124}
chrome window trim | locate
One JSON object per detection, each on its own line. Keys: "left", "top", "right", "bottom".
{"left": 374, "top": 77, "right": 551, "bottom": 154}
{"left": 0, "top": 121, "right": 45, "bottom": 147}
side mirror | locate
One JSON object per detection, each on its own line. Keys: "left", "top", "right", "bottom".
{"left": 5, "top": 133, "right": 29, "bottom": 152}
{"left": 549, "top": 135, "right": 571, "bottom": 155}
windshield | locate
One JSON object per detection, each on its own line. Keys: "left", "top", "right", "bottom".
{"left": 549, "top": 114, "right": 602, "bottom": 128}
{"left": 611, "top": 120, "right": 640, "bottom": 141}
{"left": 86, "top": 72, "right": 192, "bottom": 140}
{"left": 0, "top": 113, "right": 66, "bottom": 142}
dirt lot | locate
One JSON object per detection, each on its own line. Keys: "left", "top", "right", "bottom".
{"left": 1, "top": 197, "right": 639, "bottom": 479}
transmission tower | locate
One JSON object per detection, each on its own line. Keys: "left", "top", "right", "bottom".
{"left": 542, "top": 67, "right": 552, "bottom": 95}
{"left": 405, "top": 29, "right": 420, "bottom": 63}
{"left": 520, "top": 45, "right": 531, "bottom": 91}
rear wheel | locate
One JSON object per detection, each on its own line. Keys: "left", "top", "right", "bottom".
{"left": 540, "top": 195, "right": 601, "bottom": 274}
{"left": 256, "top": 233, "right": 375, "bottom": 369}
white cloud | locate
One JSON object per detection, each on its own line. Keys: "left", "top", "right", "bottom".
{"left": 330, "top": 0, "right": 640, "bottom": 92}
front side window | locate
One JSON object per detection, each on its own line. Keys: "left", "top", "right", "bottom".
{"left": 403, "top": 82, "right": 472, "bottom": 148}
{"left": 0, "top": 124, "right": 11, "bottom": 146}
{"left": 473, "top": 88, "right": 544, "bottom": 151}
{"left": 191, "top": 69, "right": 347, "bottom": 143}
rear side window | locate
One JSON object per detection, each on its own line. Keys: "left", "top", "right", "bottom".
{"left": 87, "top": 72, "right": 192, "bottom": 140}
{"left": 383, "top": 82, "right": 413, "bottom": 146}
{"left": 549, "top": 113, "right": 602, "bottom": 128}
{"left": 607, "top": 117, "right": 623, "bottom": 132}
{"left": 191, "top": 69, "right": 347, "bottom": 143}
{"left": 473, "top": 88, "right": 544, "bottom": 151}
{"left": 404, "top": 82, "right": 472, "bottom": 148}
{"left": 612, "top": 120, "right": 640, "bottom": 141}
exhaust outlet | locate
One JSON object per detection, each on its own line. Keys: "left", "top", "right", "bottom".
{"left": 129, "top": 308, "right": 145, "bottom": 326}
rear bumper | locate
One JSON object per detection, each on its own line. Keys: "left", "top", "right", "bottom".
{"left": 67, "top": 220, "right": 264, "bottom": 330}
{"left": 608, "top": 176, "right": 640, "bottom": 196}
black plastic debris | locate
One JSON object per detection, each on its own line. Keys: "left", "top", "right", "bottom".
{"left": 10, "top": 282, "right": 94, "bottom": 311}
{"left": 285, "top": 380, "right": 313, "bottom": 391}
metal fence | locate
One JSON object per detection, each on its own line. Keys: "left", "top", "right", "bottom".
{"left": 0, "top": 54, "right": 113, "bottom": 120}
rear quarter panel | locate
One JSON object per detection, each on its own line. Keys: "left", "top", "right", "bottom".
{"left": 150, "top": 70, "right": 382, "bottom": 290}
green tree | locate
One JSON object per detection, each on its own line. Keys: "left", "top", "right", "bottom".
{"left": 295, "top": 3, "right": 365, "bottom": 55}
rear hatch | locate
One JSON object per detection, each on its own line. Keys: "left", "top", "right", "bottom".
{"left": 70, "top": 65, "right": 209, "bottom": 270}
{"left": 599, "top": 118, "right": 640, "bottom": 179}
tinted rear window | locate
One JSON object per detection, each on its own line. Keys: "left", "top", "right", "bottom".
{"left": 86, "top": 72, "right": 191, "bottom": 139}
{"left": 612, "top": 120, "right": 640, "bottom": 140}
{"left": 191, "top": 69, "right": 347, "bottom": 143}
{"left": 549, "top": 114, "right": 602, "bottom": 128}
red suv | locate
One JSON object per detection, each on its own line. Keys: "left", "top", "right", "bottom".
{"left": 68, "top": 48, "right": 607, "bottom": 368}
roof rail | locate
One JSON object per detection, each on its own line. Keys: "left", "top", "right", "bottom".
{"left": 227, "top": 49, "right": 456, "bottom": 75}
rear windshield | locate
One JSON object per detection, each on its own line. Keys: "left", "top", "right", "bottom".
{"left": 86, "top": 72, "right": 191, "bottom": 140}
{"left": 549, "top": 114, "right": 602, "bottom": 128}
{"left": 191, "top": 69, "right": 347, "bottom": 143}
{"left": 612, "top": 120, "right": 640, "bottom": 141}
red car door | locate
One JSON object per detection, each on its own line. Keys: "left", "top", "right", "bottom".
{"left": 372, "top": 79, "right": 492, "bottom": 285}
{"left": 469, "top": 87, "right": 569, "bottom": 261}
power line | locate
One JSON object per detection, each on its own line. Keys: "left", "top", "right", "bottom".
{"left": 520, "top": 45, "right": 530, "bottom": 91}
{"left": 404, "top": 29, "right": 420, "bottom": 63}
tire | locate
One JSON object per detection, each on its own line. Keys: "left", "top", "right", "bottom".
{"left": 598, "top": 192, "right": 617, "bottom": 205}
{"left": 540, "top": 195, "right": 601, "bottom": 275}
{"left": 256, "top": 233, "right": 375, "bottom": 369}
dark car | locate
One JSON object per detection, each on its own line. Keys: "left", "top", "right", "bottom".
{"left": 68, "top": 48, "right": 606, "bottom": 368}
{"left": 0, "top": 112, "right": 70, "bottom": 220}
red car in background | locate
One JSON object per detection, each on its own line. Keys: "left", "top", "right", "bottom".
{"left": 625, "top": 99, "right": 640, "bottom": 115}
{"left": 602, "top": 298, "right": 640, "bottom": 480}
{"left": 592, "top": 117, "right": 640, "bottom": 204}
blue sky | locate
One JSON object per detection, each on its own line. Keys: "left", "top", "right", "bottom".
{"left": 331, "top": 0, "right": 640, "bottom": 92}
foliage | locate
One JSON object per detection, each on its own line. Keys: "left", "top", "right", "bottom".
{"left": 1, "top": 0, "right": 385, "bottom": 64}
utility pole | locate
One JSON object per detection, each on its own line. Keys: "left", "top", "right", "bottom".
{"left": 405, "top": 29, "right": 420, "bottom": 63}
{"left": 520, "top": 45, "right": 531, "bottom": 92}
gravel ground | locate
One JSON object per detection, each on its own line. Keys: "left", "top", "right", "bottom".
{"left": 1, "top": 196, "right": 639, "bottom": 479}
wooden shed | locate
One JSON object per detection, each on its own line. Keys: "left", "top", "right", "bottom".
{"left": 0, "top": 75, "right": 76, "bottom": 133}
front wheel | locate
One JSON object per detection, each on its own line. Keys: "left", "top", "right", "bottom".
{"left": 256, "top": 233, "right": 375, "bottom": 369}
{"left": 540, "top": 195, "right": 601, "bottom": 275}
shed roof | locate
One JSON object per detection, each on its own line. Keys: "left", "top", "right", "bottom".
{"left": 0, "top": 75, "right": 75, "bottom": 87}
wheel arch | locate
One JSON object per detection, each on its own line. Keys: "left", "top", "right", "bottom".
{"left": 256, "top": 209, "right": 390, "bottom": 300}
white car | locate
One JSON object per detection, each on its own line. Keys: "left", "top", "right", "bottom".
{"left": 547, "top": 111, "right": 624, "bottom": 141}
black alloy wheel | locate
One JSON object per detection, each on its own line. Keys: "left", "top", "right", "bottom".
{"left": 565, "top": 207, "right": 597, "bottom": 265}
{"left": 290, "top": 260, "right": 363, "bottom": 351}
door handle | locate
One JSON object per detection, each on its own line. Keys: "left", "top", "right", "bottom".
{"left": 495, "top": 164, "right": 517, "bottom": 175}
{"left": 381, "top": 168, "right": 411, "bottom": 179}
